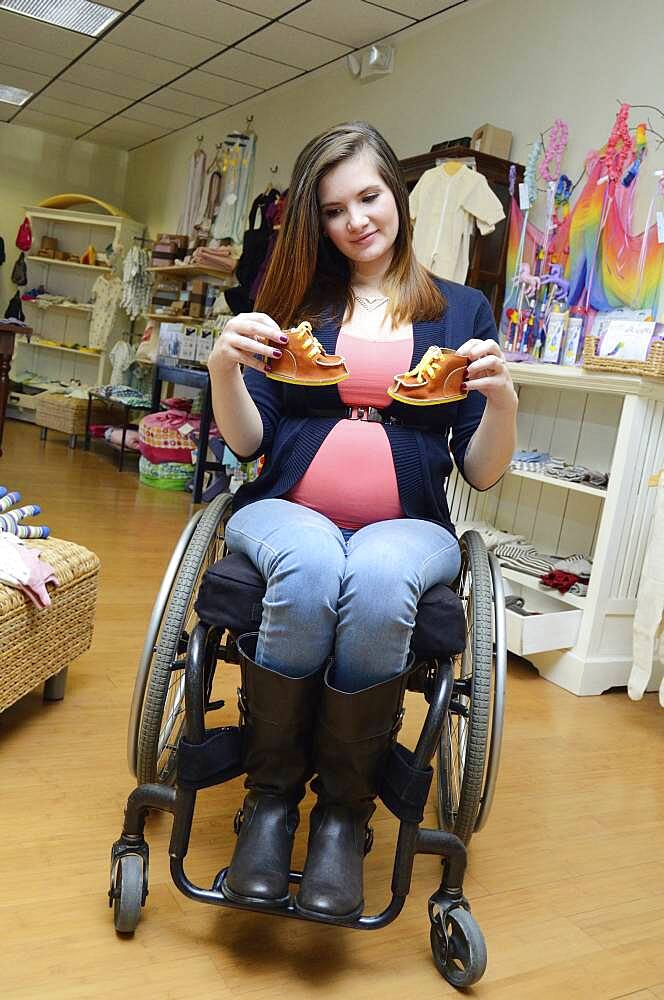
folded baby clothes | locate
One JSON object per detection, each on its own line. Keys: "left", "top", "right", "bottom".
{"left": 540, "top": 570, "right": 582, "bottom": 594}
{"left": 0, "top": 533, "right": 59, "bottom": 609}
{"left": 494, "top": 542, "right": 557, "bottom": 576}
{"left": 552, "top": 555, "right": 592, "bottom": 578}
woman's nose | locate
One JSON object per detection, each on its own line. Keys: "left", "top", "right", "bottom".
{"left": 347, "top": 211, "right": 369, "bottom": 232}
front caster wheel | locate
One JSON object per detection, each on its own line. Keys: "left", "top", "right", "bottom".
{"left": 430, "top": 906, "right": 487, "bottom": 987}
{"left": 112, "top": 855, "right": 144, "bottom": 934}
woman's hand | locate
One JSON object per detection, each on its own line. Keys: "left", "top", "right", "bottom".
{"left": 208, "top": 312, "right": 287, "bottom": 375}
{"left": 457, "top": 339, "right": 517, "bottom": 411}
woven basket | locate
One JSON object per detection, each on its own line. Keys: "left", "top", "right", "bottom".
{"left": 35, "top": 393, "right": 125, "bottom": 436}
{"left": 0, "top": 538, "right": 100, "bottom": 712}
{"left": 583, "top": 335, "right": 664, "bottom": 378}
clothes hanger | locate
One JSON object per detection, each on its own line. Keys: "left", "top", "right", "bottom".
{"left": 648, "top": 468, "right": 664, "bottom": 487}
{"left": 207, "top": 142, "right": 224, "bottom": 174}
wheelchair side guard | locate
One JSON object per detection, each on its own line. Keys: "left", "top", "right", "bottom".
{"left": 379, "top": 742, "right": 434, "bottom": 824}
{"left": 177, "top": 726, "right": 244, "bottom": 790}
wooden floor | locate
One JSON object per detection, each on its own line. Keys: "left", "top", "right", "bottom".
{"left": 2, "top": 419, "right": 664, "bottom": 1000}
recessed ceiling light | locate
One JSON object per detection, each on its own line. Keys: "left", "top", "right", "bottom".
{"left": 0, "top": 0, "right": 122, "bottom": 36}
{"left": 0, "top": 83, "right": 32, "bottom": 104}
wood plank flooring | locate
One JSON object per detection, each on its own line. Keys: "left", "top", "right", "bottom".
{"left": 1, "top": 419, "right": 663, "bottom": 999}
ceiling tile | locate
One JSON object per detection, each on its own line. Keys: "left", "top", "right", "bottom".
{"left": 62, "top": 63, "right": 154, "bottom": 100}
{"left": 284, "top": 0, "right": 413, "bottom": 46}
{"left": 28, "top": 95, "right": 109, "bottom": 126}
{"left": 81, "top": 41, "right": 188, "bottom": 86}
{"left": 145, "top": 87, "right": 227, "bottom": 118}
{"left": 1, "top": 38, "right": 69, "bottom": 76}
{"left": 230, "top": 0, "right": 303, "bottom": 14}
{"left": 103, "top": 115, "right": 170, "bottom": 140}
{"left": 369, "top": 1, "right": 458, "bottom": 16}
{"left": 0, "top": 100, "right": 15, "bottom": 122}
{"left": 82, "top": 125, "right": 137, "bottom": 148}
{"left": 0, "top": 10, "right": 89, "bottom": 59}
{"left": 106, "top": 14, "right": 221, "bottom": 64}
{"left": 240, "top": 23, "right": 351, "bottom": 70}
{"left": 204, "top": 48, "right": 301, "bottom": 88}
{"left": 122, "top": 101, "right": 194, "bottom": 129}
{"left": 137, "top": 0, "right": 268, "bottom": 45}
{"left": 13, "top": 109, "right": 84, "bottom": 138}
{"left": 174, "top": 70, "right": 261, "bottom": 105}
{"left": 46, "top": 80, "right": 129, "bottom": 114}
{"left": 0, "top": 62, "right": 50, "bottom": 95}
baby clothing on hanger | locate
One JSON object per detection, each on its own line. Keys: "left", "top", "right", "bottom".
{"left": 409, "top": 164, "right": 504, "bottom": 283}
{"left": 89, "top": 274, "right": 123, "bottom": 349}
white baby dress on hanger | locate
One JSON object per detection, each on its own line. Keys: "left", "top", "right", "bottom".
{"left": 409, "top": 164, "right": 505, "bottom": 283}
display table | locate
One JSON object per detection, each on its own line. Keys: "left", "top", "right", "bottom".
{"left": 447, "top": 361, "right": 664, "bottom": 695}
{"left": 84, "top": 389, "right": 152, "bottom": 471}
{"left": 151, "top": 363, "right": 224, "bottom": 504}
{"left": 0, "top": 537, "right": 100, "bottom": 712}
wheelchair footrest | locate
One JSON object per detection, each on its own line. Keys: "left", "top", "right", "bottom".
{"left": 177, "top": 726, "right": 244, "bottom": 790}
{"left": 379, "top": 742, "right": 433, "bottom": 824}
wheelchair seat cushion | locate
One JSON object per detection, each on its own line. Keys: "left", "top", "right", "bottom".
{"left": 195, "top": 552, "right": 467, "bottom": 658}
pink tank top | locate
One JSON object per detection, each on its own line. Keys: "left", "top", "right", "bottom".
{"left": 285, "top": 327, "right": 413, "bottom": 530}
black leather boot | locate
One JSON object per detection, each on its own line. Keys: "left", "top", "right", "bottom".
{"left": 222, "top": 633, "right": 324, "bottom": 904}
{"left": 296, "top": 657, "right": 414, "bottom": 920}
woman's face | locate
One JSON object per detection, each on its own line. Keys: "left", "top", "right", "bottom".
{"left": 318, "top": 149, "right": 399, "bottom": 273}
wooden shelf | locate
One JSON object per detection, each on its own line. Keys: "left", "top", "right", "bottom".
{"left": 23, "top": 300, "right": 93, "bottom": 317}
{"left": 508, "top": 360, "right": 664, "bottom": 398}
{"left": 499, "top": 565, "right": 587, "bottom": 610}
{"left": 25, "top": 205, "right": 128, "bottom": 229}
{"left": 148, "top": 264, "right": 234, "bottom": 283}
{"left": 26, "top": 255, "right": 111, "bottom": 273}
{"left": 142, "top": 313, "right": 207, "bottom": 325}
{"left": 16, "top": 336, "right": 100, "bottom": 358}
{"left": 507, "top": 468, "right": 607, "bottom": 498}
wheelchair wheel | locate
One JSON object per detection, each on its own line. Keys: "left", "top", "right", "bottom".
{"left": 436, "top": 529, "right": 505, "bottom": 845}
{"left": 128, "top": 492, "right": 233, "bottom": 784}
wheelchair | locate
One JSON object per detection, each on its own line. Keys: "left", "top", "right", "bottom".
{"left": 112, "top": 492, "right": 507, "bottom": 989}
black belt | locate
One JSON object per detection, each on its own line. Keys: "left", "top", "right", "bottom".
{"left": 305, "top": 406, "right": 438, "bottom": 432}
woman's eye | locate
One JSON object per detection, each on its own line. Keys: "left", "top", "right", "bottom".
{"left": 324, "top": 208, "right": 341, "bottom": 218}
{"left": 363, "top": 193, "right": 379, "bottom": 203}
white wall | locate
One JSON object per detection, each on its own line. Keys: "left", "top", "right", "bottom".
{"left": 125, "top": 0, "right": 664, "bottom": 239}
{"left": 1, "top": 122, "right": 128, "bottom": 313}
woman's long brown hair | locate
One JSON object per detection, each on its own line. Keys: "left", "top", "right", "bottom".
{"left": 255, "top": 121, "right": 445, "bottom": 329}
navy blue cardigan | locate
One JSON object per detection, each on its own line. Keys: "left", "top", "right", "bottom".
{"left": 230, "top": 278, "right": 498, "bottom": 537}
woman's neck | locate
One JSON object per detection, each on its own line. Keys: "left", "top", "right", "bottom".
{"left": 351, "top": 254, "right": 391, "bottom": 292}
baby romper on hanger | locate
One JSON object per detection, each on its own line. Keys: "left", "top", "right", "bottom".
{"left": 409, "top": 164, "right": 504, "bottom": 283}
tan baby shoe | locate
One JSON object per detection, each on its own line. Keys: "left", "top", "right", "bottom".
{"left": 265, "top": 321, "right": 349, "bottom": 386}
{"left": 387, "top": 346, "right": 468, "bottom": 405}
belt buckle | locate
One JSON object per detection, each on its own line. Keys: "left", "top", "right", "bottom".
{"left": 347, "top": 406, "right": 383, "bottom": 423}
{"left": 366, "top": 406, "right": 383, "bottom": 423}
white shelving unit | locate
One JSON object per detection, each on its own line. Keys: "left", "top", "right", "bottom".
{"left": 9, "top": 206, "right": 143, "bottom": 420}
{"left": 447, "top": 361, "right": 664, "bottom": 695}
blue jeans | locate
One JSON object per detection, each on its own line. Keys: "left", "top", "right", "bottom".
{"left": 225, "top": 499, "right": 461, "bottom": 692}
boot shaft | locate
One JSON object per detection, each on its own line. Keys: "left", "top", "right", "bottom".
{"left": 313, "top": 656, "right": 416, "bottom": 806}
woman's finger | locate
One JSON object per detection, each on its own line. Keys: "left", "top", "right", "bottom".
{"left": 226, "top": 332, "right": 283, "bottom": 359}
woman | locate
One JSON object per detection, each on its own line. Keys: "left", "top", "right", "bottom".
{"left": 208, "top": 121, "right": 517, "bottom": 920}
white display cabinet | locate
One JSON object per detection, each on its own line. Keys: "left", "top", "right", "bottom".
{"left": 447, "top": 362, "right": 664, "bottom": 695}
{"left": 9, "top": 206, "right": 143, "bottom": 420}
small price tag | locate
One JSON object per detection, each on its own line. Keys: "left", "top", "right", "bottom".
{"left": 518, "top": 183, "right": 530, "bottom": 210}
{"left": 179, "top": 422, "right": 194, "bottom": 436}
{"left": 657, "top": 211, "right": 664, "bottom": 244}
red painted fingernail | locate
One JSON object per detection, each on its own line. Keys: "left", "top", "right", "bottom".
{"left": 280, "top": 335, "right": 289, "bottom": 344}
{"left": 461, "top": 382, "right": 468, "bottom": 391}
{"left": 273, "top": 349, "right": 282, "bottom": 358}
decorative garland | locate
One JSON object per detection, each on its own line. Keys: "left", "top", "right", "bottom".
{"left": 601, "top": 103, "right": 635, "bottom": 183}
{"left": 524, "top": 137, "right": 543, "bottom": 207}
{"left": 539, "top": 119, "right": 569, "bottom": 182}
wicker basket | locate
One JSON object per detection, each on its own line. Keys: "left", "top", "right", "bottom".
{"left": 582, "top": 335, "right": 664, "bottom": 378}
{"left": 35, "top": 393, "right": 124, "bottom": 436}
{"left": 0, "top": 538, "right": 100, "bottom": 712}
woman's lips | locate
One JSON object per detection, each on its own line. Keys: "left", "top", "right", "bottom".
{"left": 351, "top": 230, "right": 378, "bottom": 245}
